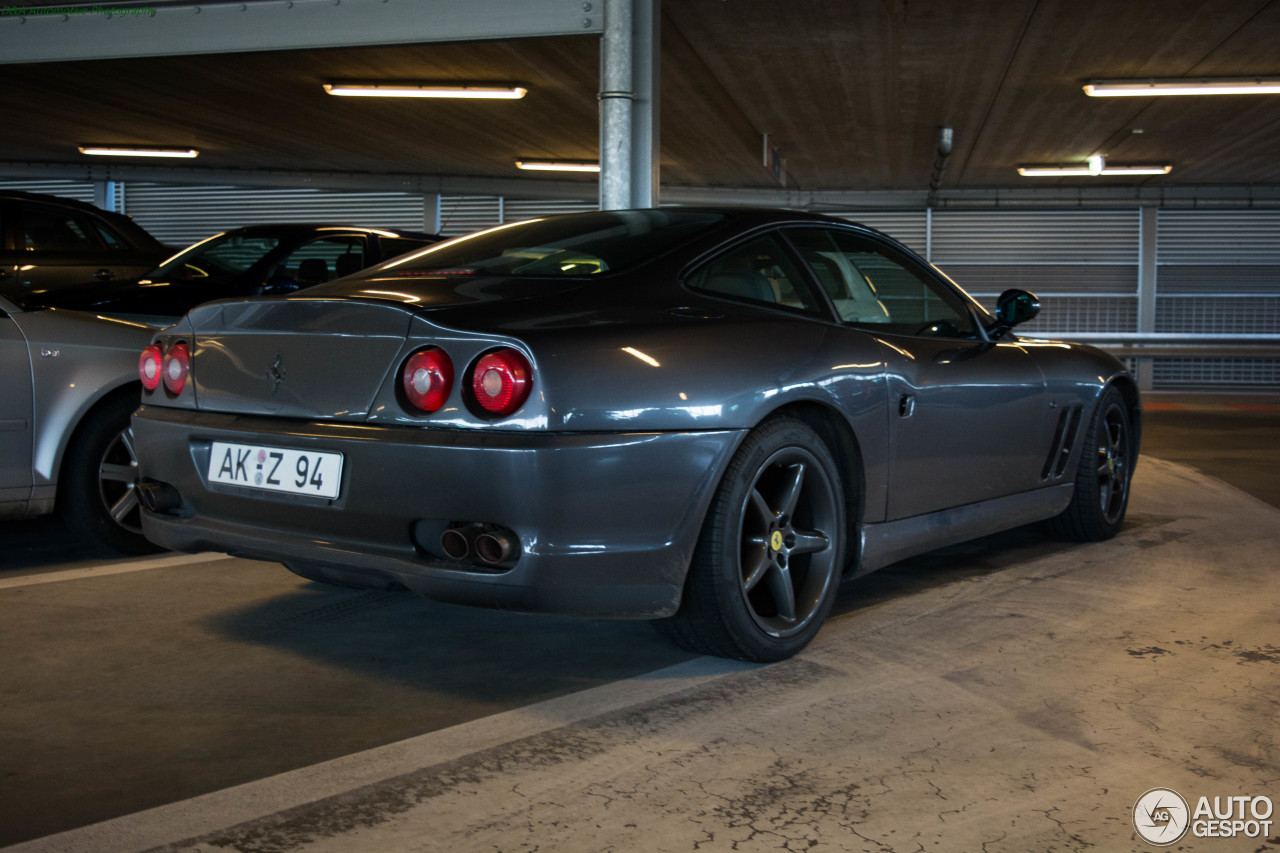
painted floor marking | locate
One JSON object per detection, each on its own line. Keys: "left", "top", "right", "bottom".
{"left": 1, "top": 655, "right": 754, "bottom": 853}
{"left": 0, "top": 552, "right": 233, "bottom": 590}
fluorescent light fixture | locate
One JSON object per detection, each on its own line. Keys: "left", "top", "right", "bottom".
{"left": 1090, "top": 164, "right": 1174, "bottom": 175}
{"left": 1018, "top": 162, "right": 1172, "bottom": 177}
{"left": 78, "top": 145, "right": 198, "bottom": 159}
{"left": 323, "top": 82, "right": 527, "bottom": 99}
{"left": 1084, "top": 77, "right": 1280, "bottom": 97}
{"left": 515, "top": 159, "right": 601, "bottom": 173}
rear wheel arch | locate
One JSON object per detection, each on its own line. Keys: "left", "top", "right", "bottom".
{"left": 764, "top": 401, "right": 865, "bottom": 573}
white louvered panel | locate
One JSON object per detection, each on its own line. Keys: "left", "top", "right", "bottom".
{"left": 931, "top": 210, "right": 1140, "bottom": 264}
{"left": 824, "top": 211, "right": 928, "bottom": 256}
{"left": 1157, "top": 210, "right": 1280, "bottom": 265}
{"left": 123, "top": 184, "right": 427, "bottom": 246}
{"left": 0, "top": 179, "right": 97, "bottom": 204}
{"left": 437, "top": 196, "right": 504, "bottom": 236}
{"left": 503, "top": 198, "right": 598, "bottom": 223}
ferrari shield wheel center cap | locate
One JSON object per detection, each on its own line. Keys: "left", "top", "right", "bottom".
{"left": 770, "top": 530, "right": 784, "bottom": 551}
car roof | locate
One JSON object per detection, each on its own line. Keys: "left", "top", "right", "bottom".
{"left": 0, "top": 189, "right": 168, "bottom": 246}
{"left": 221, "top": 223, "right": 438, "bottom": 240}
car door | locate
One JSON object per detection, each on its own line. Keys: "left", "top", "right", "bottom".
{"left": 785, "top": 226, "right": 1051, "bottom": 520}
{"left": 0, "top": 302, "right": 33, "bottom": 506}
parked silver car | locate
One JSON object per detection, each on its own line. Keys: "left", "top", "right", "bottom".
{"left": 2, "top": 223, "right": 437, "bottom": 552}
{"left": 1, "top": 292, "right": 163, "bottom": 552}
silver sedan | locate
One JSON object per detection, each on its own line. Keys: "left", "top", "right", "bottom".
{"left": 1, "top": 293, "right": 162, "bottom": 552}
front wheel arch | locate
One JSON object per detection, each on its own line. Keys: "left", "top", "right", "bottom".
{"left": 57, "top": 385, "right": 160, "bottom": 554}
{"left": 1045, "top": 385, "right": 1137, "bottom": 542}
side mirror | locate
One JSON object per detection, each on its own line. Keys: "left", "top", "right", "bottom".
{"left": 993, "top": 289, "right": 1040, "bottom": 334}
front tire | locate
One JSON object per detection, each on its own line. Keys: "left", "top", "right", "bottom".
{"left": 59, "top": 391, "right": 159, "bottom": 554}
{"left": 1046, "top": 388, "right": 1135, "bottom": 541}
{"left": 654, "top": 418, "right": 846, "bottom": 661}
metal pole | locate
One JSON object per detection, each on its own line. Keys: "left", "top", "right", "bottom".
{"left": 630, "top": 0, "right": 659, "bottom": 208}
{"left": 599, "top": 0, "right": 633, "bottom": 210}
{"left": 423, "top": 193, "right": 441, "bottom": 234}
{"left": 1136, "top": 206, "right": 1158, "bottom": 392}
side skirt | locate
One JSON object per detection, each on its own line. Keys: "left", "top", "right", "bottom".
{"left": 852, "top": 484, "right": 1074, "bottom": 578}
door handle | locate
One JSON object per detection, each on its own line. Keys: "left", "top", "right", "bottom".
{"left": 898, "top": 394, "right": 916, "bottom": 417}
{"left": 94, "top": 268, "right": 115, "bottom": 281}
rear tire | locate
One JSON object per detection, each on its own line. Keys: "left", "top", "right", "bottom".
{"left": 653, "top": 417, "right": 846, "bottom": 661}
{"left": 1045, "top": 388, "right": 1135, "bottom": 541}
{"left": 59, "top": 391, "right": 160, "bottom": 554}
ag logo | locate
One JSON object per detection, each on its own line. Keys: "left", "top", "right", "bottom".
{"left": 1134, "top": 787, "right": 1190, "bottom": 846}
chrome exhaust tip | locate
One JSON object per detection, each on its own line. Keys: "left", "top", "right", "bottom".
{"left": 440, "top": 526, "right": 476, "bottom": 560}
{"left": 137, "top": 480, "right": 181, "bottom": 514}
{"left": 474, "top": 530, "right": 517, "bottom": 567}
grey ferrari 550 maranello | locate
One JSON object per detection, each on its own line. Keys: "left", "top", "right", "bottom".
{"left": 132, "top": 208, "right": 1139, "bottom": 660}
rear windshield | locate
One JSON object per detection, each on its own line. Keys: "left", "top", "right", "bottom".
{"left": 376, "top": 210, "right": 726, "bottom": 277}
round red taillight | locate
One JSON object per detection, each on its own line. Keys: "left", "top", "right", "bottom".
{"left": 162, "top": 342, "right": 190, "bottom": 395}
{"left": 401, "top": 347, "right": 454, "bottom": 413}
{"left": 471, "top": 348, "right": 532, "bottom": 417}
{"left": 139, "top": 344, "right": 163, "bottom": 392}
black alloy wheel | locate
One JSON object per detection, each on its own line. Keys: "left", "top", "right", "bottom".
{"left": 60, "top": 391, "right": 160, "bottom": 554}
{"left": 1095, "top": 399, "right": 1132, "bottom": 527}
{"left": 655, "top": 417, "right": 846, "bottom": 661}
{"left": 1046, "top": 388, "right": 1135, "bottom": 541}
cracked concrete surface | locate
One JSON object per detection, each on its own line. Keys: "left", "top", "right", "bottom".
{"left": 11, "top": 457, "right": 1280, "bottom": 853}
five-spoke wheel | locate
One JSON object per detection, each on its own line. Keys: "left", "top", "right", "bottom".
{"left": 655, "top": 417, "right": 846, "bottom": 661}
{"left": 60, "top": 391, "right": 159, "bottom": 554}
{"left": 1046, "top": 388, "right": 1135, "bottom": 541}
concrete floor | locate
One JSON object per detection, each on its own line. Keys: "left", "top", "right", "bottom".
{"left": 1, "top": 398, "right": 1278, "bottom": 852}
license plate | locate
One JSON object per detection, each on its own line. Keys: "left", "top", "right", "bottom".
{"left": 207, "top": 441, "right": 343, "bottom": 499}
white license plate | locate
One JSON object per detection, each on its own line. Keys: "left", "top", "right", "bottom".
{"left": 208, "top": 441, "right": 343, "bottom": 499}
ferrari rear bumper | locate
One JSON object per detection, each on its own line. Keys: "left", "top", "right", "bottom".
{"left": 133, "top": 405, "right": 742, "bottom": 618}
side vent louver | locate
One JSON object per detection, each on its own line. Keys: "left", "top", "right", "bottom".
{"left": 1041, "top": 405, "right": 1082, "bottom": 480}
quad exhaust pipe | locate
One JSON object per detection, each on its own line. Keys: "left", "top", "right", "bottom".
{"left": 439, "top": 524, "right": 519, "bottom": 568}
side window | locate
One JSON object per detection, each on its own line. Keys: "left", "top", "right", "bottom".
{"left": 91, "top": 219, "right": 134, "bottom": 251}
{"left": 277, "top": 237, "right": 368, "bottom": 285}
{"left": 789, "top": 227, "right": 976, "bottom": 338}
{"left": 21, "top": 205, "right": 102, "bottom": 253}
{"left": 686, "top": 233, "right": 822, "bottom": 314}
{"left": 378, "top": 236, "right": 433, "bottom": 261}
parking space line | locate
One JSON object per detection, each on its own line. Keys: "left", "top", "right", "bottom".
{"left": 0, "top": 655, "right": 754, "bottom": 853}
{"left": 0, "top": 552, "right": 232, "bottom": 590}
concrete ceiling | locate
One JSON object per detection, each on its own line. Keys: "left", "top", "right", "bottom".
{"left": 1, "top": 0, "right": 1279, "bottom": 198}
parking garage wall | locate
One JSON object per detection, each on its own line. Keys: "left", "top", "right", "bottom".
{"left": 3, "top": 179, "right": 1276, "bottom": 390}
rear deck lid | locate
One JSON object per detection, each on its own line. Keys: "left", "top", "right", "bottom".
{"left": 186, "top": 298, "right": 415, "bottom": 419}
